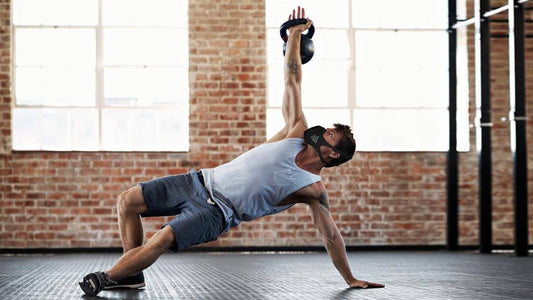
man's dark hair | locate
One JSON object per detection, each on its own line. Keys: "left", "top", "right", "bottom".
{"left": 329, "top": 123, "right": 356, "bottom": 167}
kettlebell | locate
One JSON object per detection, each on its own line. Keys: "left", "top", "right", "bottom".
{"left": 280, "top": 18, "right": 315, "bottom": 64}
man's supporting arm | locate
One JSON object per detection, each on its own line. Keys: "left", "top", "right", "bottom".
{"left": 309, "top": 197, "right": 356, "bottom": 285}
{"left": 308, "top": 195, "right": 385, "bottom": 288}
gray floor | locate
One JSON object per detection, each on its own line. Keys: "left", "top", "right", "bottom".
{"left": 1, "top": 251, "right": 532, "bottom": 300}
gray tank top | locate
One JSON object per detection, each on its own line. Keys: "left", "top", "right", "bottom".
{"left": 201, "top": 138, "right": 321, "bottom": 229}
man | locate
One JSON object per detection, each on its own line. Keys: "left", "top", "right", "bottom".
{"left": 79, "top": 7, "right": 384, "bottom": 296}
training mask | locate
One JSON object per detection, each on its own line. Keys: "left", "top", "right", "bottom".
{"left": 303, "top": 126, "right": 353, "bottom": 167}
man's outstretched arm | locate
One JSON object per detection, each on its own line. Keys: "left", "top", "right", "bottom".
{"left": 266, "top": 7, "right": 311, "bottom": 143}
{"left": 308, "top": 196, "right": 385, "bottom": 289}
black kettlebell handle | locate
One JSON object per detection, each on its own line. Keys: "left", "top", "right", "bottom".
{"left": 279, "top": 18, "right": 315, "bottom": 42}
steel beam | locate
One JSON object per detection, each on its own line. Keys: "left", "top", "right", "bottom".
{"left": 447, "top": 0, "right": 459, "bottom": 251}
{"left": 508, "top": 0, "right": 529, "bottom": 257}
{"left": 475, "top": 0, "right": 493, "bottom": 254}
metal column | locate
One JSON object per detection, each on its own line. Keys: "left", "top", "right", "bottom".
{"left": 447, "top": 0, "right": 459, "bottom": 251}
{"left": 508, "top": 0, "right": 529, "bottom": 257}
{"left": 475, "top": 0, "right": 493, "bottom": 254}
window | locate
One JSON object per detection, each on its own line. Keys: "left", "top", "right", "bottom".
{"left": 266, "top": 0, "right": 469, "bottom": 151}
{"left": 12, "top": 0, "right": 189, "bottom": 151}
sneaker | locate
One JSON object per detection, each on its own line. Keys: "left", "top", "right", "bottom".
{"left": 79, "top": 271, "right": 111, "bottom": 296}
{"left": 103, "top": 272, "right": 146, "bottom": 290}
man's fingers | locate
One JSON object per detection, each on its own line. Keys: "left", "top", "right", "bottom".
{"left": 289, "top": 7, "right": 307, "bottom": 21}
{"left": 288, "top": 7, "right": 308, "bottom": 22}
{"left": 368, "top": 282, "right": 385, "bottom": 288}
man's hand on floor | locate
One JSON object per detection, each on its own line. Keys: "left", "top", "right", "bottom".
{"left": 348, "top": 279, "right": 385, "bottom": 289}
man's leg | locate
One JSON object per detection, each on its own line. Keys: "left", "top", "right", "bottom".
{"left": 106, "top": 225, "right": 175, "bottom": 280}
{"left": 117, "top": 186, "right": 147, "bottom": 252}
{"left": 79, "top": 226, "right": 175, "bottom": 296}
{"left": 79, "top": 186, "right": 152, "bottom": 295}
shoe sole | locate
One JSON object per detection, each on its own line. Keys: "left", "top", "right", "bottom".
{"left": 79, "top": 273, "right": 102, "bottom": 296}
{"left": 103, "top": 282, "right": 146, "bottom": 290}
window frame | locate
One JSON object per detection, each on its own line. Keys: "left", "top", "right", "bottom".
{"left": 11, "top": 0, "right": 190, "bottom": 152}
{"left": 265, "top": 0, "right": 469, "bottom": 152}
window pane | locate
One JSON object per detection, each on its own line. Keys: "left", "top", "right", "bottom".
{"left": 313, "top": 29, "right": 350, "bottom": 61}
{"left": 353, "top": 109, "right": 449, "bottom": 151}
{"left": 16, "top": 67, "right": 95, "bottom": 106}
{"left": 266, "top": 109, "right": 284, "bottom": 140}
{"left": 103, "top": 0, "right": 187, "bottom": 27}
{"left": 16, "top": 28, "right": 95, "bottom": 67}
{"left": 267, "top": 66, "right": 283, "bottom": 107}
{"left": 102, "top": 108, "right": 188, "bottom": 151}
{"left": 266, "top": 0, "right": 349, "bottom": 28}
{"left": 13, "top": 108, "right": 98, "bottom": 150}
{"left": 101, "top": 109, "right": 129, "bottom": 150}
{"left": 15, "top": 67, "right": 41, "bottom": 105}
{"left": 13, "top": 0, "right": 97, "bottom": 26}
{"left": 302, "top": 66, "right": 348, "bottom": 107}
{"left": 266, "top": 29, "right": 284, "bottom": 65}
{"left": 127, "top": 110, "right": 158, "bottom": 151}
{"left": 356, "top": 68, "right": 448, "bottom": 108}
{"left": 355, "top": 31, "right": 448, "bottom": 108}
{"left": 43, "top": 67, "right": 95, "bottom": 106}
{"left": 353, "top": 0, "right": 447, "bottom": 29}
{"left": 70, "top": 109, "right": 98, "bottom": 150}
{"left": 355, "top": 31, "right": 447, "bottom": 71}
{"left": 13, "top": 108, "right": 41, "bottom": 150}
{"left": 104, "top": 67, "right": 187, "bottom": 106}
{"left": 41, "top": 108, "right": 69, "bottom": 150}
{"left": 104, "top": 28, "right": 187, "bottom": 66}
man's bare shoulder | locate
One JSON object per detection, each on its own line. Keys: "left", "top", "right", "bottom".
{"left": 293, "top": 181, "right": 330, "bottom": 209}
{"left": 278, "top": 181, "right": 325, "bottom": 206}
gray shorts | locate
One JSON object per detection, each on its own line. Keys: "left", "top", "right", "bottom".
{"left": 139, "top": 169, "right": 225, "bottom": 251}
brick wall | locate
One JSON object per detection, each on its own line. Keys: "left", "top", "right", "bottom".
{"left": 0, "top": 0, "right": 532, "bottom": 249}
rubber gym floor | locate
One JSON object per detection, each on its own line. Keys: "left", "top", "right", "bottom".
{"left": 1, "top": 251, "right": 532, "bottom": 299}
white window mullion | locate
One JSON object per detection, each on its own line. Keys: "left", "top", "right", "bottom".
{"left": 96, "top": 0, "right": 104, "bottom": 151}
{"left": 348, "top": 0, "right": 356, "bottom": 131}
